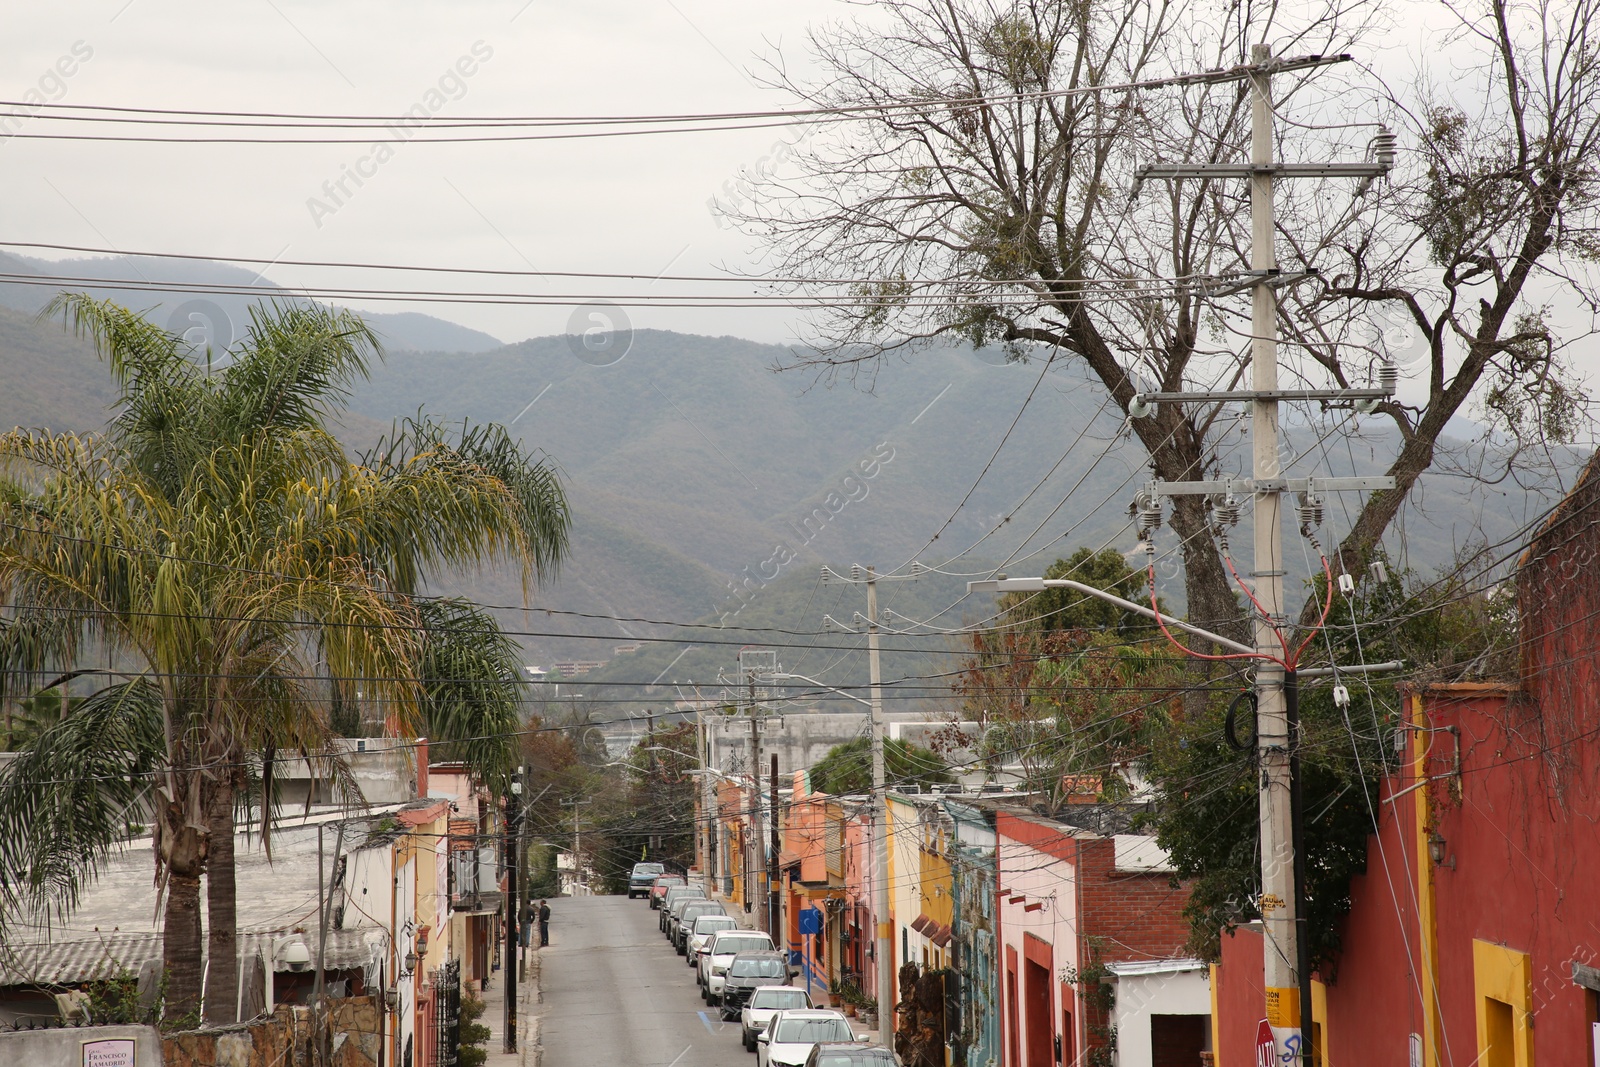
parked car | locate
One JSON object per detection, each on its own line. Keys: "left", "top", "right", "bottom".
{"left": 628, "top": 861, "right": 666, "bottom": 898}
{"left": 649, "top": 874, "right": 685, "bottom": 909}
{"left": 700, "top": 929, "right": 775, "bottom": 1004}
{"left": 660, "top": 885, "right": 706, "bottom": 933}
{"left": 755, "top": 1009, "right": 856, "bottom": 1067}
{"left": 740, "top": 985, "right": 814, "bottom": 1048}
{"left": 673, "top": 900, "right": 726, "bottom": 953}
{"left": 663, "top": 887, "right": 710, "bottom": 939}
{"left": 720, "top": 950, "right": 791, "bottom": 1019}
{"left": 687, "top": 914, "right": 739, "bottom": 971}
{"left": 803, "top": 1044, "right": 896, "bottom": 1067}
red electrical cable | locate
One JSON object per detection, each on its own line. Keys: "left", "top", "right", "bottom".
{"left": 1290, "top": 554, "right": 1336, "bottom": 665}
{"left": 1145, "top": 565, "right": 1290, "bottom": 670}
{"left": 1224, "top": 553, "right": 1292, "bottom": 661}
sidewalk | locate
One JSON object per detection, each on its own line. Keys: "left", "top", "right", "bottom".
{"left": 478, "top": 943, "right": 542, "bottom": 1067}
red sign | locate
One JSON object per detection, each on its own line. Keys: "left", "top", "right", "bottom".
{"left": 1255, "top": 1020, "right": 1275, "bottom": 1067}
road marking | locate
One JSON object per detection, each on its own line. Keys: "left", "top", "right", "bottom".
{"left": 697, "top": 1010, "right": 721, "bottom": 1034}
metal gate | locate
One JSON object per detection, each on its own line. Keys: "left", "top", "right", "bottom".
{"left": 434, "top": 960, "right": 461, "bottom": 1067}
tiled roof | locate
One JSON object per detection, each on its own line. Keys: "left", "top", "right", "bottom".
{"left": 2, "top": 806, "right": 404, "bottom": 988}
{"left": 0, "top": 927, "right": 377, "bottom": 987}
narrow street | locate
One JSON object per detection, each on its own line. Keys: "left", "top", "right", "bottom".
{"left": 534, "top": 895, "right": 754, "bottom": 1067}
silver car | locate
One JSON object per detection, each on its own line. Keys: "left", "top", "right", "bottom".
{"left": 700, "top": 929, "right": 774, "bottom": 1004}
{"left": 741, "top": 985, "right": 814, "bottom": 1051}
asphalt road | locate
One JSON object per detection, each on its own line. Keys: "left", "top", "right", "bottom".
{"left": 536, "top": 894, "right": 754, "bottom": 1067}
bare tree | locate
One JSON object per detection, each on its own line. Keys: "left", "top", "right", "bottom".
{"left": 734, "top": 0, "right": 1598, "bottom": 639}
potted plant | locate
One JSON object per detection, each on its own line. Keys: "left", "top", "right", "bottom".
{"left": 826, "top": 977, "right": 845, "bottom": 1008}
{"left": 839, "top": 980, "right": 863, "bottom": 1017}
{"left": 857, "top": 996, "right": 878, "bottom": 1029}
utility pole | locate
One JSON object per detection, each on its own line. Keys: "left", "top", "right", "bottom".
{"left": 518, "top": 761, "right": 532, "bottom": 982}
{"left": 962, "top": 47, "right": 1397, "bottom": 1065}
{"left": 647, "top": 709, "right": 660, "bottom": 858}
{"left": 698, "top": 704, "right": 716, "bottom": 895}
{"left": 749, "top": 675, "right": 763, "bottom": 928}
{"left": 504, "top": 774, "right": 521, "bottom": 1053}
{"left": 769, "top": 753, "right": 781, "bottom": 944}
{"left": 1241, "top": 46, "right": 1304, "bottom": 1059}
{"left": 864, "top": 568, "right": 892, "bottom": 1031}
{"left": 563, "top": 797, "right": 590, "bottom": 895}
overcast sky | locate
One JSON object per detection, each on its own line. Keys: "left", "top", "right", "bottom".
{"left": 0, "top": 0, "right": 1572, "bottom": 366}
{"left": 1, "top": 0, "right": 855, "bottom": 345}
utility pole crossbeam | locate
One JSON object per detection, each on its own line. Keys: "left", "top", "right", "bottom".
{"left": 1150, "top": 476, "right": 1395, "bottom": 496}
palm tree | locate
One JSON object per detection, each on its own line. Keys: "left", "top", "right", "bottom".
{"left": 0, "top": 297, "right": 570, "bottom": 1022}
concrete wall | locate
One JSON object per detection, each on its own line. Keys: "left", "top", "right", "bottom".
{"left": 0, "top": 1025, "right": 163, "bottom": 1067}
{"left": 1108, "top": 967, "right": 1210, "bottom": 1067}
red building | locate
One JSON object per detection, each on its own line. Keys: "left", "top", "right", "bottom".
{"left": 996, "top": 810, "right": 1206, "bottom": 1067}
{"left": 1214, "top": 458, "right": 1600, "bottom": 1066}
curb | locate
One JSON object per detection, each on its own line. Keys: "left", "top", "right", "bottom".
{"left": 525, "top": 949, "right": 543, "bottom": 1067}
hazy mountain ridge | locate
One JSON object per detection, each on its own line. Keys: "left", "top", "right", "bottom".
{"left": 0, "top": 251, "right": 504, "bottom": 353}
{"left": 0, "top": 270, "right": 1583, "bottom": 687}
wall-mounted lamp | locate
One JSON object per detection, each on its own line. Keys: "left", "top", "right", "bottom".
{"left": 1427, "top": 832, "right": 1455, "bottom": 869}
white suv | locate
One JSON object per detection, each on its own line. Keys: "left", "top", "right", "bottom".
{"left": 687, "top": 914, "right": 738, "bottom": 970}
{"left": 699, "top": 929, "right": 774, "bottom": 1004}
{"left": 742, "top": 985, "right": 814, "bottom": 1051}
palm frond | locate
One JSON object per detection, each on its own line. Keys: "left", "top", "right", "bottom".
{"left": 0, "top": 679, "right": 165, "bottom": 930}
{"left": 416, "top": 598, "right": 525, "bottom": 789}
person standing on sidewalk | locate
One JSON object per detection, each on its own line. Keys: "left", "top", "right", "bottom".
{"left": 538, "top": 899, "right": 551, "bottom": 946}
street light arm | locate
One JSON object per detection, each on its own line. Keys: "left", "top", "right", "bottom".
{"left": 967, "top": 578, "right": 1257, "bottom": 656}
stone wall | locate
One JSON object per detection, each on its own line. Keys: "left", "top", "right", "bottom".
{"left": 163, "top": 996, "right": 381, "bottom": 1067}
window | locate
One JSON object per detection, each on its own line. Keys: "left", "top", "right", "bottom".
{"left": 1473, "top": 939, "right": 1532, "bottom": 1067}
{"left": 754, "top": 989, "right": 811, "bottom": 1010}
{"left": 1587, "top": 986, "right": 1599, "bottom": 1067}
{"left": 774, "top": 1019, "right": 853, "bottom": 1042}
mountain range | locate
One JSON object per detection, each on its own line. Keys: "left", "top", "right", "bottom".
{"left": 0, "top": 254, "right": 1581, "bottom": 711}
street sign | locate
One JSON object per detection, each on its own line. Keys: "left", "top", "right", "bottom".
{"left": 1255, "top": 1020, "right": 1275, "bottom": 1067}
{"left": 83, "top": 1039, "right": 137, "bottom": 1067}
{"left": 800, "top": 907, "right": 822, "bottom": 934}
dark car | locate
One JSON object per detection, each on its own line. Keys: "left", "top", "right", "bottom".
{"left": 660, "top": 884, "right": 706, "bottom": 933}
{"left": 804, "top": 1044, "right": 896, "bottom": 1067}
{"left": 673, "top": 900, "right": 727, "bottom": 953}
{"left": 649, "top": 874, "right": 685, "bottom": 909}
{"left": 628, "top": 861, "right": 666, "bottom": 898}
{"left": 719, "top": 950, "right": 791, "bottom": 1019}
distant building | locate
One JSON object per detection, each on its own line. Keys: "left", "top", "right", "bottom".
{"left": 552, "top": 660, "right": 606, "bottom": 678}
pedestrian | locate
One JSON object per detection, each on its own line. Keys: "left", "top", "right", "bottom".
{"left": 521, "top": 900, "right": 534, "bottom": 948}
{"left": 538, "top": 899, "right": 551, "bottom": 946}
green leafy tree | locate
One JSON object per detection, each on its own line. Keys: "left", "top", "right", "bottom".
{"left": 0, "top": 296, "right": 570, "bottom": 1022}
{"left": 808, "top": 736, "right": 953, "bottom": 796}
